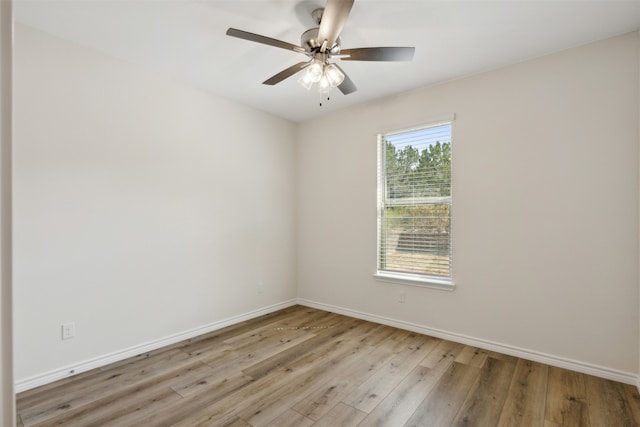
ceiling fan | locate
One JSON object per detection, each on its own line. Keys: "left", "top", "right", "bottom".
{"left": 226, "top": 0, "right": 415, "bottom": 99}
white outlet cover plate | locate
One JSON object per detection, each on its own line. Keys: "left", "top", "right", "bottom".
{"left": 62, "top": 322, "right": 75, "bottom": 340}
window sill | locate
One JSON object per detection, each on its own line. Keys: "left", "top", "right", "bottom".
{"left": 373, "top": 272, "right": 455, "bottom": 291}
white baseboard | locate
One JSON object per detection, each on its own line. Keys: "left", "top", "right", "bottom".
{"left": 297, "top": 298, "right": 639, "bottom": 386}
{"left": 16, "top": 298, "right": 639, "bottom": 392}
{"left": 15, "top": 300, "right": 297, "bottom": 393}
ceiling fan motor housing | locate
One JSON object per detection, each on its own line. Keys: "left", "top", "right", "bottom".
{"left": 301, "top": 28, "right": 341, "bottom": 55}
{"left": 302, "top": 9, "right": 341, "bottom": 55}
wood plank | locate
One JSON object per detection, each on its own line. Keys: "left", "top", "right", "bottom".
{"left": 175, "top": 305, "right": 310, "bottom": 356}
{"left": 358, "top": 340, "right": 464, "bottom": 427}
{"left": 16, "top": 368, "right": 102, "bottom": 403}
{"left": 223, "top": 322, "right": 316, "bottom": 352}
{"left": 403, "top": 362, "right": 481, "bottom": 427}
{"left": 343, "top": 334, "right": 440, "bottom": 413}
{"left": 159, "top": 362, "right": 318, "bottom": 427}
{"left": 497, "top": 359, "right": 549, "bottom": 427}
{"left": 266, "top": 307, "right": 337, "bottom": 330}
{"left": 452, "top": 356, "right": 517, "bottom": 426}
{"left": 357, "top": 365, "right": 433, "bottom": 426}
{"left": 376, "top": 328, "right": 416, "bottom": 353}
{"left": 198, "top": 328, "right": 316, "bottom": 377}
{"left": 292, "top": 346, "right": 394, "bottom": 420}
{"left": 332, "top": 320, "right": 388, "bottom": 345}
{"left": 240, "top": 316, "right": 362, "bottom": 380}
{"left": 124, "top": 368, "right": 253, "bottom": 427}
{"left": 265, "top": 409, "right": 313, "bottom": 427}
{"left": 544, "top": 366, "right": 588, "bottom": 426}
{"left": 221, "top": 416, "right": 252, "bottom": 427}
{"left": 488, "top": 350, "right": 519, "bottom": 363}
{"left": 52, "top": 387, "right": 182, "bottom": 427}
{"left": 311, "top": 403, "right": 367, "bottom": 427}
{"left": 623, "top": 383, "right": 640, "bottom": 424}
{"left": 170, "top": 369, "right": 255, "bottom": 399}
{"left": 182, "top": 343, "right": 238, "bottom": 365}
{"left": 26, "top": 362, "right": 211, "bottom": 427}
{"left": 19, "top": 349, "right": 194, "bottom": 425}
{"left": 169, "top": 341, "right": 370, "bottom": 427}
{"left": 585, "top": 374, "right": 637, "bottom": 426}
{"left": 235, "top": 341, "right": 376, "bottom": 427}
{"left": 99, "top": 346, "right": 192, "bottom": 372}
{"left": 344, "top": 322, "right": 398, "bottom": 347}
{"left": 239, "top": 333, "right": 336, "bottom": 380}
{"left": 455, "top": 345, "right": 489, "bottom": 367}
{"left": 420, "top": 339, "right": 466, "bottom": 368}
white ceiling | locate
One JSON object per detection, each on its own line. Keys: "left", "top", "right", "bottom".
{"left": 14, "top": 0, "right": 640, "bottom": 122}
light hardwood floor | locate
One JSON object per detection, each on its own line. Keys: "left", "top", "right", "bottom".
{"left": 16, "top": 305, "right": 640, "bottom": 426}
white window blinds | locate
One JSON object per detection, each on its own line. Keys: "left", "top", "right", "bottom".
{"left": 377, "top": 122, "right": 452, "bottom": 281}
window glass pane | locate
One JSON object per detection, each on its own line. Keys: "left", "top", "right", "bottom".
{"left": 378, "top": 123, "right": 452, "bottom": 280}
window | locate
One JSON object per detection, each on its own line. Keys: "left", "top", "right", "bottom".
{"left": 377, "top": 121, "right": 452, "bottom": 286}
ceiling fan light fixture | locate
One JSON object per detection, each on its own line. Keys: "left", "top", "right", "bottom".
{"left": 318, "top": 74, "right": 331, "bottom": 93}
{"left": 297, "top": 72, "right": 314, "bottom": 90}
{"left": 307, "top": 60, "right": 324, "bottom": 83}
{"left": 324, "top": 63, "right": 345, "bottom": 87}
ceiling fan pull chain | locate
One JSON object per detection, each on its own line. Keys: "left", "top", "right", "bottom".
{"left": 319, "top": 92, "right": 331, "bottom": 107}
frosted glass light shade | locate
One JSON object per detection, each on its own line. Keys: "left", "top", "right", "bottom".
{"left": 318, "top": 74, "right": 330, "bottom": 93}
{"left": 297, "top": 72, "right": 313, "bottom": 90}
{"left": 324, "top": 63, "right": 345, "bottom": 87}
{"left": 307, "top": 60, "right": 323, "bottom": 83}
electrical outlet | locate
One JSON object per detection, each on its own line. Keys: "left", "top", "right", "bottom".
{"left": 399, "top": 292, "right": 406, "bottom": 303}
{"left": 62, "top": 322, "right": 75, "bottom": 340}
{"left": 258, "top": 281, "right": 264, "bottom": 294}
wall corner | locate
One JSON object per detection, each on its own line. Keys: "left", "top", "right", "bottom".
{"left": 0, "top": 0, "right": 14, "bottom": 424}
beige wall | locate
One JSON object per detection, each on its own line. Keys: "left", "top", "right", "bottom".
{"left": 12, "top": 23, "right": 640, "bottom": 390}
{"left": 13, "top": 24, "right": 297, "bottom": 382}
{"left": 0, "top": 0, "right": 14, "bottom": 423}
{"left": 297, "top": 32, "right": 640, "bottom": 376}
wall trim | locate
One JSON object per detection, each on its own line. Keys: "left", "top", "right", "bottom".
{"left": 297, "top": 298, "right": 639, "bottom": 386}
{"left": 15, "top": 299, "right": 297, "bottom": 393}
{"left": 15, "top": 298, "right": 640, "bottom": 392}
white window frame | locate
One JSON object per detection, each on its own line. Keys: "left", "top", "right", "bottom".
{"left": 374, "top": 116, "right": 455, "bottom": 291}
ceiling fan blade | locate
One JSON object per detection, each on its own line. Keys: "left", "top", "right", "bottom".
{"left": 341, "top": 47, "right": 415, "bottom": 61}
{"left": 317, "top": 0, "right": 354, "bottom": 52}
{"left": 334, "top": 64, "right": 357, "bottom": 95}
{"left": 263, "top": 62, "right": 309, "bottom": 85}
{"left": 226, "top": 28, "right": 306, "bottom": 54}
